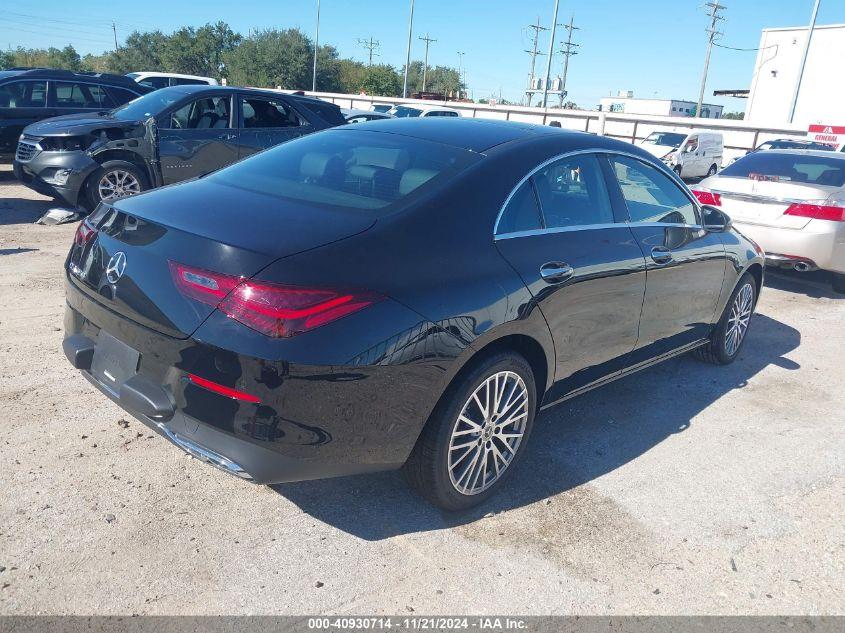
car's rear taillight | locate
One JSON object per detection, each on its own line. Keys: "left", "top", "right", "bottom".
{"left": 169, "top": 261, "right": 382, "bottom": 338}
{"left": 74, "top": 219, "right": 97, "bottom": 247}
{"left": 691, "top": 189, "right": 722, "bottom": 206}
{"left": 784, "top": 202, "right": 845, "bottom": 222}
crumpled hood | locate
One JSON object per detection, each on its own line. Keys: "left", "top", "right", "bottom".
{"left": 639, "top": 142, "right": 675, "bottom": 159}
{"left": 23, "top": 113, "right": 140, "bottom": 137}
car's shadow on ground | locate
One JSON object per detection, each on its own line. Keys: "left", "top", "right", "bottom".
{"left": 272, "top": 313, "right": 800, "bottom": 540}
{"left": 764, "top": 269, "right": 843, "bottom": 300}
{"left": 0, "top": 196, "right": 54, "bottom": 225}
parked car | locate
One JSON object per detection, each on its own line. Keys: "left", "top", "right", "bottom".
{"left": 0, "top": 68, "right": 149, "bottom": 162}
{"left": 749, "top": 138, "right": 834, "bottom": 153}
{"left": 126, "top": 72, "right": 219, "bottom": 90}
{"left": 14, "top": 85, "right": 345, "bottom": 210}
{"left": 640, "top": 131, "right": 723, "bottom": 179}
{"left": 61, "top": 118, "right": 763, "bottom": 509}
{"left": 696, "top": 149, "right": 845, "bottom": 293}
{"left": 389, "top": 104, "right": 460, "bottom": 118}
{"left": 342, "top": 108, "right": 393, "bottom": 123}
{"left": 370, "top": 103, "right": 395, "bottom": 113}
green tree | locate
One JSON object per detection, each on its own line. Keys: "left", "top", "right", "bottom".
{"left": 400, "top": 60, "right": 463, "bottom": 96}
{"left": 0, "top": 50, "right": 15, "bottom": 69}
{"left": 361, "top": 64, "right": 401, "bottom": 97}
{"left": 722, "top": 111, "right": 745, "bottom": 120}
{"left": 162, "top": 22, "right": 240, "bottom": 79}
{"left": 337, "top": 58, "right": 366, "bottom": 93}
{"left": 106, "top": 31, "right": 168, "bottom": 74}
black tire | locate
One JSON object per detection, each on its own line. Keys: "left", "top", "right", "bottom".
{"left": 832, "top": 272, "right": 845, "bottom": 294}
{"left": 404, "top": 351, "right": 537, "bottom": 511}
{"left": 83, "top": 160, "right": 149, "bottom": 211}
{"left": 694, "top": 272, "right": 756, "bottom": 365}
{"left": 707, "top": 163, "right": 718, "bottom": 177}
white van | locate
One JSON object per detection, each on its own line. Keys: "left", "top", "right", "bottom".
{"left": 126, "top": 72, "right": 219, "bottom": 90}
{"left": 639, "top": 131, "right": 723, "bottom": 179}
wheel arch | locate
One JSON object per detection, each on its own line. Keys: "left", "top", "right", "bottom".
{"left": 88, "top": 149, "right": 154, "bottom": 187}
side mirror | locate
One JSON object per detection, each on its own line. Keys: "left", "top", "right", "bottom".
{"left": 702, "top": 205, "right": 732, "bottom": 232}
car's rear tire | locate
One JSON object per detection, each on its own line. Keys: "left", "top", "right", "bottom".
{"left": 832, "top": 272, "right": 845, "bottom": 294}
{"left": 707, "top": 163, "right": 718, "bottom": 177}
{"left": 84, "top": 160, "right": 148, "bottom": 211}
{"left": 694, "top": 272, "right": 756, "bottom": 365}
{"left": 404, "top": 351, "right": 537, "bottom": 511}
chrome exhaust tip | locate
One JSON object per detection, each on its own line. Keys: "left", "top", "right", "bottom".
{"left": 793, "top": 261, "right": 812, "bottom": 272}
{"left": 158, "top": 424, "right": 253, "bottom": 480}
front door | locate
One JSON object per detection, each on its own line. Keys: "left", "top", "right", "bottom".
{"left": 0, "top": 80, "right": 50, "bottom": 158}
{"left": 606, "top": 154, "right": 726, "bottom": 363}
{"left": 237, "top": 94, "right": 313, "bottom": 160}
{"left": 494, "top": 152, "right": 647, "bottom": 403}
{"left": 158, "top": 94, "right": 239, "bottom": 184}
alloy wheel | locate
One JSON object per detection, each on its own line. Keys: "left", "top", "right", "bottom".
{"left": 447, "top": 370, "right": 529, "bottom": 496}
{"left": 725, "top": 282, "right": 754, "bottom": 355}
{"left": 98, "top": 169, "right": 141, "bottom": 202}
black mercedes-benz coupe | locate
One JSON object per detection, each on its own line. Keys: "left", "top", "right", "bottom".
{"left": 63, "top": 118, "right": 764, "bottom": 510}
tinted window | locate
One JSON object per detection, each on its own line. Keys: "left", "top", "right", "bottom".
{"left": 296, "top": 99, "right": 345, "bottom": 126}
{"left": 170, "top": 96, "right": 231, "bottom": 129}
{"left": 54, "top": 82, "right": 114, "bottom": 108}
{"left": 208, "top": 129, "right": 478, "bottom": 214}
{"left": 173, "top": 78, "right": 210, "bottom": 86}
{"left": 241, "top": 96, "right": 303, "bottom": 128}
{"left": 0, "top": 81, "right": 46, "bottom": 108}
{"left": 720, "top": 152, "right": 845, "bottom": 187}
{"left": 533, "top": 153, "right": 614, "bottom": 228}
{"left": 393, "top": 106, "right": 422, "bottom": 118}
{"left": 138, "top": 76, "right": 170, "bottom": 90}
{"left": 496, "top": 181, "right": 542, "bottom": 235}
{"left": 610, "top": 155, "right": 697, "bottom": 225}
{"left": 105, "top": 86, "right": 141, "bottom": 106}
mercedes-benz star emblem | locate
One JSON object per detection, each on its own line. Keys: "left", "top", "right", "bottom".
{"left": 105, "top": 251, "right": 127, "bottom": 284}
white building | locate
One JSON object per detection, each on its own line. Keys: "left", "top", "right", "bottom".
{"left": 745, "top": 23, "right": 845, "bottom": 127}
{"left": 598, "top": 92, "right": 723, "bottom": 119}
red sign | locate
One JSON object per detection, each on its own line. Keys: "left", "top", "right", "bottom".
{"left": 808, "top": 124, "right": 845, "bottom": 150}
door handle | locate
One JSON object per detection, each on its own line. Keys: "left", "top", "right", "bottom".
{"left": 650, "top": 246, "right": 673, "bottom": 265}
{"left": 539, "top": 261, "right": 574, "bottom": 283}
{"left": 222, "top": 133, "right": 238, "bottom": 141}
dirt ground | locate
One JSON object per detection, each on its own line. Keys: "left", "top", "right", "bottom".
{"left": 0, "top": 164, "right": 843, "bottom": 615}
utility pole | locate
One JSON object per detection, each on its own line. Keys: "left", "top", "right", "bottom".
{"left": 457, "top": 51, "right": 466, "bottom": 97}
{"left": 312, "top": 0, "right": 321, "bottom": 92}
{"left": 788, "top": 0, "right": 821, "bottom": 123}
{"left": 524, "top": 17, "right": 548, "bottom": 106}
{"left": 559, "top": 15, "right": 579, "bottom": 105}
{"left": 112, "top": 21, "right": 118, "bottom": 52}
{"left": 403, "top": 0, "right": 415, "bottom": 98}
{"left": 419, "top": 33, "right": 437, "bottom": 92}
{"left": 540, "top": 0, "right": 560, "bottom": 109}
{"left": 357, "top": 36, "right": 380, "bottom": 66}
{"left": 696, "top": 2, "right": 726, "bottom": 118}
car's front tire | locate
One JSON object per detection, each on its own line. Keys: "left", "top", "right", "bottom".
{"left": 404, "top": 351, "right": 537, "bottom": 511}
{"left": 84, "top": 160, "right": 148, "bottom": 211}
{"left": 832, "top": 272, "right": 845, "bottom": 294}
{"left": 694, "top": 272, "right": 756, "bottom": 365}
{"left": 707, "top": 163, "right": 718, "bottom": 177}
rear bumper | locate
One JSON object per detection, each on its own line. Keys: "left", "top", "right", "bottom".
{"left": 13, "top": 150, "right": 98, "bottom": 207}
{"left": 733, "top": 220, "right": 845, "bottom": 274}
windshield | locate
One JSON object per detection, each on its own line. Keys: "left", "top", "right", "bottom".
{"left": 719, "top": 152, "right": 845, "bottom": 187}
{"left": 207, "top": 129, "right": 479, "bottom": 215}
{"left": 109, "top": 87, "right": 194, "bottom": 120}
{"left": 392, "top": 106, "right": 423, "bottom": 118}
{"left": 643, "top": 132, "right": 686, "bottom": 148}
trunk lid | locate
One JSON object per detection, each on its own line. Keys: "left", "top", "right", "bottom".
{"left": 67, "top": 178, "right": 376, "bottom": 338}
{"left": 701, "top": 175, "right": 841, "bottom": 229}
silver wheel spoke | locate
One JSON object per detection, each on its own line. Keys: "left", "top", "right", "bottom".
{"left": 724, "top": 283, "right": 754, "bottom": 356}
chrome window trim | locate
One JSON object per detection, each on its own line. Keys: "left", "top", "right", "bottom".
{"left": 493, "top": 147, "right": 702, "bottom": 239}
{"left": 495, "top": 221, "right": 704, "bottom": 241}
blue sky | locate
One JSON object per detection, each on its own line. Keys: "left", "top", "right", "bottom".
{"left": 3, "top": 1, "right": 844, "bottom": 111}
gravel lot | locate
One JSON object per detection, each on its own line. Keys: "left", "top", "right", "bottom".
{"left": 0, "top": 164, "right": 843, "bottom": 615}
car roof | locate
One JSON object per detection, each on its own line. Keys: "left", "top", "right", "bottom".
{"left": 0, "top": 68, "right": 141, "bottom": 89}
{"left": 762, "top": 149, "right": 845, "bottom": 160}
{"left": 341, "top": 117, "right": 600, "bottom": 153}
{"left": 130, "top": 71, "right": 215, "bottom": 80}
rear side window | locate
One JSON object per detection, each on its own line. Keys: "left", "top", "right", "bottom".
{"left": 105, "top": 86, "right": 141, "bottom": 106}
{"left": 0, "top": 81, "right": 46, "bottom": 108}
{"left": 208, "top": 129, "right": 478, "bottom": 214}
{"left": 610, "top": 155, "right": 698, "bottom": 225}
{"left": 533, "top": 153, "right": 614, "bottom": 228}
{"left": 173, "top": 78, "right": 210, "bottom": 86}
{"left": 496, "top": 181, "right": 542, "bottom": 235}
{"left": 241, "top": 96, "right": 304, "bottom": 128}
{"left": 296, "top": 99, "right": 345, "bottom": 126}
{"left": 54, "top": 82, "right": 114, "bottom": 108}
{"left": 720, "top": 152, "right": 845, "bottom": 187}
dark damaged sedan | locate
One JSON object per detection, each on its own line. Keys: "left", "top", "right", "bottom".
{"left": 14, "top": 85, "right": 344, "bottom": 210}
{"left": 63, "top": 118, "right": 764, "bottom": 510}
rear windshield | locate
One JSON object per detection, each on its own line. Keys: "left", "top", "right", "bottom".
{"left": 207, "top": 129, "right": 478, "bottom": 215}
{"left": 719, "top": 152, "right": 845, "bottom": 187}
{"left": 393, "top": 106, "right": 423, "bottom": 118}
{"left": 296, "top": 99, "right": 346, "bottom": 126}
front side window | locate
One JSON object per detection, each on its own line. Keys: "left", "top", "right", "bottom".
{"left": 241, "top": 96, "right": 304, "bottom": 129}
{"left": 0, "top": 81, "right": 46, "bottom": 108}
{"left": 610, "top": 155, "right": 698, "bottom": 225}
{"left": 496, "top": 181, "right": 542, "bottom": 235}
{"left": 54, "top": 82, "right": 113, "bottom": 108}
{"left": 169, "top": 96, "right": 231, "bottom": 129}
{"left": 532, "top": 153, "right": 614, "bottom": 228}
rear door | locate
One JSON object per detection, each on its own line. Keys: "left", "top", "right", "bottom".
{"left": 607, "top": 154, "right": 726, "bottom": 361}
{"left": 158, "top": 93, "right": 239, "bottom": 184}
{"left": 51, "top": 81, "right": 116, "bottom": 117}
{"left": 494, "top": 152, "right": 647, "bottom": 401}
{"left": 0, "top": 80, "right": 51, "bottom": 158}
{"left": 237, "top": 93, "right": 313, "bottom": 160}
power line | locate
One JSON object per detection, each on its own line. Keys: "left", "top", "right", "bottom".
{"left": 696, "top": 2, "right": 726, "bottom": 119}
{"left": 558, "top": 15, "right": 579, "bottom": 105}
{"left": 418, "top": 32, "right": 436, "bottom": 92}
{"left": 357, "top": 36, "right": 380, "bottom": 65}
{"left": 523, "top": 16, "right": 547, "bottom": 106}
{"left": 714, "top": 42, "right": 776, "bottom": 52}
